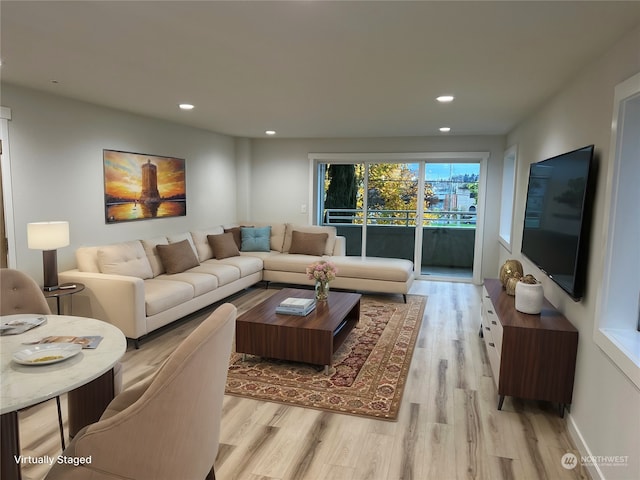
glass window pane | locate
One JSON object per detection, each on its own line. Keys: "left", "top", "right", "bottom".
{"left": 320, "top": 163, "right": 363, "bottom": 256}
{"left": 365, "top": 163, "right": 418, "bottom": 260}
{"left": 421, "top": 162, "right": 479, "bottom": 278}
{"left": 423, "top": 163, "right": 479, "bottom": 226}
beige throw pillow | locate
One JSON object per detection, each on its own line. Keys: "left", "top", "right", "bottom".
{"left": 288, "top": 231, "right": 328, "bottom": 256}
{"left": 207, "top": 233, "right": 240, "bottom": 259}
{"left": 156, "top": 239, "right": 200, "bottom": 274}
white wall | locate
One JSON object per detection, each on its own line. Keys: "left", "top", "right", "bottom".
{"left": 234, "top": 137, "right": 252, "bottom": 222}
{"left": 2, "top": 86, "right": 506, "bottom": 285}
{"left": 505, "top": 26, "right": 640, "bottom": 480}
{"left": 1, "top": 84, "right": 237, "bottom": 284}
{"left": 248, "top": 135, "right": 505, "bottom": 280}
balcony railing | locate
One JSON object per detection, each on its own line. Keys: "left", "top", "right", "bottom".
{"left": 323, "top": 208, "right": 476, "bottom": 271}
{"left": 324, "top": 208, "right": 476, "bottom": 227}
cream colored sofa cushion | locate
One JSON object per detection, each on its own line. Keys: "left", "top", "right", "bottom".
{"left": 263, "top": 253, "right": 322, "bottom": 274}
{"left": 141, "top": 236, "right": 169, "bottom": 277}
{"left": 190, "top": 227, "right": 225, "bottom": 261}
{"left": 155, "top": 272, "right": 218, "bottom": 297}
{"left": 191, "top": 263, "right": 241, "bottom": 286}
{"left": 97, "top": 241, "right": 153, "bottom": 279}
{"left": 76, "top": 246, "right": 101, "bottom": 273}
{"left": 143, "top": 279, "right": 194, "bottom": 317}
{"left": 330, "top": 256, "right": 414, "bottom": 282}
{"left": 217, "top": 255, "right": 263, "bottom": 277}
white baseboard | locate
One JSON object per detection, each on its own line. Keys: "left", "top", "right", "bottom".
{"left": 566, "top": 411, "right": 604, "bottom": 480}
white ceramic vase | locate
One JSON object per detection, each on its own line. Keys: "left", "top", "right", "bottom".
{"left": 515, "top": 281, "right": 544, "bottom": 314}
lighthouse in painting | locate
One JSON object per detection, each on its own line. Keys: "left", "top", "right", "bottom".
{"left": 140, "top": 160, "right": 161, "bottom": 204}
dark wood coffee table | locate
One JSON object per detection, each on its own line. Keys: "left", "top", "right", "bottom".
{"left": 236, "top": 288, "right": 361, "bottom": 374}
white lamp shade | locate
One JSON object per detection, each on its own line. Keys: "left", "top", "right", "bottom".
{"left": 27, "top": 221, "right": 70, "bottom": 250}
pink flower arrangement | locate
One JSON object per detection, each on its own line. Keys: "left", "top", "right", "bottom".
{"left": 306, "top": 260, "right": 338, "bottom": 283}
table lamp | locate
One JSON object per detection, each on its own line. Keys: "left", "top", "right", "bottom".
{"left": 27, "top": 221, "right": 70, "bottom": 291}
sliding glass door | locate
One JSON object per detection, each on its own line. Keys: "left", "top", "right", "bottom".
{"left": 313, "top": 152, "right": 487, "bottom": 283}
{"left": 364, "top": 163, "right": 419, "bottom": 261}
{"left": 421, "top": 162, "right": 480, "bottom": 280}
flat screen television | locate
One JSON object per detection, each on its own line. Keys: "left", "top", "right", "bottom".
{"left": 521, "top": 145, "right": 596, "bottom": 300}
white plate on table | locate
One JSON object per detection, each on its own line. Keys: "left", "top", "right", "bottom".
{"left": 12, "top": 343, "right": 82, "bottom": 365}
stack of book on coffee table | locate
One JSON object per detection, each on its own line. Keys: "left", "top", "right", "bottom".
{"left": 275, "top": 297, "right": 316, "bottom": 316}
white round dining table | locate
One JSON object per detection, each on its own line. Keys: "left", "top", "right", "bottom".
{"left": 0, "top": 314, "right": 127, "bottom": 480}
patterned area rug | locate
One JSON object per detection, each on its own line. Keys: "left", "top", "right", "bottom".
{"left": 225, "top": 294, "right": 426, "bottom": 420}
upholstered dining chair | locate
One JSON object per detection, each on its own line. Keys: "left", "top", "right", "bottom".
{"left": 0, "top": 268, "right": 69, "bottom": 448}
{"left": 0, "top": 268, "right": 52, "bottom": 316}
{"left": 44, "top": 302, "right": 237, "bottom": 480}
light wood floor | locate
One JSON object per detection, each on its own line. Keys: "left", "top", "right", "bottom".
{"left": 17, "top": 280, "right": 589, "bottom": 480}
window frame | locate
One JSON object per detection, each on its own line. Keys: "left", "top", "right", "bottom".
{"left": 593, "top": 71, "right": 640, "bottom": 389}
{"left": 498, "top": 144, "right": 517, "bottom": 252}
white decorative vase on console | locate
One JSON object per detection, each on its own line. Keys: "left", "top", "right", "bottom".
{"left": 515, "top": 281, "right": 544, "bottom": 314}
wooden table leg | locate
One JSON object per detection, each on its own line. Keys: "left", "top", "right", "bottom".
{"left": 67, "top": 369, "right": 115, "bottom": 437}
{"left": 1, "top": 411, "right": 21, "bottom": 480}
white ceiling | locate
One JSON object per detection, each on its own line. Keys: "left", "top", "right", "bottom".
{"left": 2, "top": 1, "right": 640, "bottom": 138}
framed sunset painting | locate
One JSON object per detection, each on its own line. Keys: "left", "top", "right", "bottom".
{"left": 103, "top": 149, "right": 186, "bottom": 223}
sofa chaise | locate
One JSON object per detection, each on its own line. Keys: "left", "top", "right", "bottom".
{"left": 59, "top": 223, "right": 414, "bottom": 346}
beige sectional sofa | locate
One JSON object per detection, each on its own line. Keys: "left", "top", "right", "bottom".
{"left": 59, "top": 223, "right": 414, "bottom": 346}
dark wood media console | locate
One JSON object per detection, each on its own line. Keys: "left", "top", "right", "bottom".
{"left": 480, "top": 278, "right": 578, "bottom": 416}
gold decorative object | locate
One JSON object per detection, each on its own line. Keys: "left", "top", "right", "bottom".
{"left": 520, "top": 274, "right": 538, "bottom": 284}
{"left": 505, "top": 274, "right": 522, "bottom": 296}
{"left": 499, "top": 259, "right": 523, "bottom": 287}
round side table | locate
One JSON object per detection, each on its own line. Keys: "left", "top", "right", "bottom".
{"left": 43, "top": 282, "right": 85, "bottom": 315}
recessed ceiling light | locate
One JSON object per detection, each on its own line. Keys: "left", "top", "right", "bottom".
{"left": 179, "top": 103, "right": 194, "bottom": 110}
{"left": 439, "top": 127, "right": 451, "bottom": 133}
{"left": 436, "top": 95, "right": 455, "bottom": 103}
{"left": 265, "top": 130, "right": 276, "bottom": 136}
